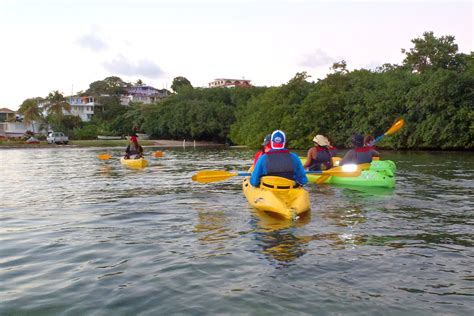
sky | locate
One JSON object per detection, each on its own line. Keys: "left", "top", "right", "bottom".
{"left": 0, "top": 0, "right": 472, "bottom": 110}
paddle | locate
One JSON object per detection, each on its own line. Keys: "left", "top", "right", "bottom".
{"left": 192, "top": 164, "right": 366, "bottom": 184}
{"left": 97, "top": 150, "right": 164, "bottom": 160}
{"left": 370, "top": 118, "right": 405, "bottom": 146}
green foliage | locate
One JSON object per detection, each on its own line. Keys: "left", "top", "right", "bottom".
{"left": 20, "top": 33, "right": 471, "bottom": 150}
{"left": 171, "top": 76, "right": 193, "bottom": 93}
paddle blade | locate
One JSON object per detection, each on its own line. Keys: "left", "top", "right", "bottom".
{"left": 384, "top": 118, "right": 405, "bottom": 136}
{"left": 153, "top": 151, "right": 164, "bottom": 157}
{"left": 321, "top": 163, "right": 370, "bottom": 177}
{"left": 97, "top": 154, "right": 112, "bottom": 160}
{"left": 192, "top": 170, "right": 239, "bottom": 183}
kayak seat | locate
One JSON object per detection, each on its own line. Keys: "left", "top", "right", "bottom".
{"left": 261, "top": 176, "right": 298, "bottom": 190}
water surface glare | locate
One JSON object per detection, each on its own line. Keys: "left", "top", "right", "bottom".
{"left": 1, "top": 147, "right": 473, "bottom": 315}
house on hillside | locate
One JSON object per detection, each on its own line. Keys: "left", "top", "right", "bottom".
{"left": 208, "top": 78, "right": 252, "bottom": 88}
{"left": 0, "top": 108, "right": 34, "bottom": 138}
{"left": 0, "top": 108, "right": 16, "bottom": 122}
{"left": 67, "top": 95, "right": 98, "bottom": 121}
{"left": 120, "top": 85, "right": 170, "bottom": 105}
{"left": 39, "top": 95, "right": 99, "bottom": 122}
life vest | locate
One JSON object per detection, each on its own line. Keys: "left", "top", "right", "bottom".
{"left": 126, "top": 144, "right": 142, "bottom": 156}
{"left": 308, "top": 147, "right": 333, "bottom": 171}
{"left": 265, "top": 149, "right": 294, "bottom": 180}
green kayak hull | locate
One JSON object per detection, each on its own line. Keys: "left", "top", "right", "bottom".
{"left": 307, "top": 160, "right": 396, "bottom": 188}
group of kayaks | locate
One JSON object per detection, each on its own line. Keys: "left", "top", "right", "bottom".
{"left": 120, "top": 154, "right": 396, "bottom": 221}
{"left": 242, "top": 157, "right": 397, "bottom": 220}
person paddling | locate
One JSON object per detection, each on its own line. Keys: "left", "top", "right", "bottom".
{"left": 124, "top": 135, "right": 144, "bottom": 159}
{"left": 304, "top": 134, "right": 334, "bottom": 171}
{"left": 250, "top": 130, "right": 307, "bottom": 187}
{"left": 340, "top": 133, "right": 378, "bottom": 165}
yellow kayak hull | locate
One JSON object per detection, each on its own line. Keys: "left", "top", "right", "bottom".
{"left": 120, "top": 157, "right": 148, "bottom": 168}
{"left": 242, "top": 176, "right": 310, "bottom": 220}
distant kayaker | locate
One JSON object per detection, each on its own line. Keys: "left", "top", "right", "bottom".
{"left": 340, "top": 133, "right": 378, "bottom": 165}
{"left": 364, "top": 135, "right": 380, "bottom": 157}
{"left": 250, "top": 130, "right": 308, "bottom": 187}
{"left": 124, "top": 135, "right": 144, "bottom": 159}
{"left": 253, "top": 134, "right": 272, "bottom": 167}
{"left": 304, "top": 134, "right": 334, "bottom": 171}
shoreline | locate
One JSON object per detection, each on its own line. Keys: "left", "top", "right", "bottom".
{"left": 0, "top": 139, "right": 225, "bottom": 149}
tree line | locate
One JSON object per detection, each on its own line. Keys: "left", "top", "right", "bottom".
{"left": 18, "top": 32, "right": 473, "bottom": 149}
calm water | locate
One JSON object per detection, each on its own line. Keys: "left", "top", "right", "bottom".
{"left": 1, "top": 147, "right": 473, "bottom": 315}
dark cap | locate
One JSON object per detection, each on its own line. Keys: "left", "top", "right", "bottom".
{"left": 351, "top": 133, "right": 364, "bottom": 148}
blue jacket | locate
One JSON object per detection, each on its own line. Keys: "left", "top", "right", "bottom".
{"left": 250, "top": 149, "right": 308, "bottom": 187}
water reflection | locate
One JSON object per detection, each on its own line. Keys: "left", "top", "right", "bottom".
{"left": 251, "top": 210, "right": 312, "bottom": 267}
{"left": 193, "top": 208, "right": 231, "bottom": 244}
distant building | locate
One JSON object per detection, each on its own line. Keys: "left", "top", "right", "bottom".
{"left": 208, "top": 78, "right": 252, "bottom": 88}
{"left": 68, "top": 96, "right": 97, "bottom": 121}
{"left": 39, "top": 96, "right": 98, "bottom": 122}
{"left": 0, "top": 107, "right": 16, "bottom": 122}
{"left": 0, "top": 108, "right": 34, "bottom": 138}
{"left": 120, "top": 85, "right": 170, "bottom": 105}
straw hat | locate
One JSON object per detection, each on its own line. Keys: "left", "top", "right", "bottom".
{"left": 313, "top": 135, "right": 329, "bottom": 146}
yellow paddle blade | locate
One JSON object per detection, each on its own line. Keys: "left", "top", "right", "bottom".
{"left": 97, "top": 154, "right": 112, "bottom": 160}
{"left": 153, "top": 151, "right": 164, "bottom": 157}
{"left": 385, "top": 118, "right": 405, "bottom": 136}
{"left": 192, "top": 170, "right": 239, "bottom": 183}
{"left": 315, "top": 175, "right": 330, "bottom": 184}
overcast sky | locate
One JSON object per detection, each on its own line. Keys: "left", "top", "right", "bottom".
{"left": 0, "top": 0, "right": 472, "bottom": 110}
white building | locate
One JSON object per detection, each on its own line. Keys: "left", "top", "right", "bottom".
{"left": 208, "top": 78, "right": 252, "bottom": 88}
{"left": 67, "top": 96, "right": 97, "bottom": 121}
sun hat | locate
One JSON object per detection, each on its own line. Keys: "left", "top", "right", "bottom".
{"left": 262, "top": 134, "right": 271, "bottom": 146}
{"left": 313, "top": 134, "right": 330, "bottom": 146}
{"left": 270, "top": 130, "right": 286, "bottom": 149}
{"left": 351, "top": 133, "right": 364, "bottom": 148}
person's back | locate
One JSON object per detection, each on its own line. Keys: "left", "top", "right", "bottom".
{"left": 304, "top": 134, "right": 333, "bottom": 171}
{"left": 340, "top": 133, "right": 377, "bottom": 165}
{"left": 250, "top": 130, "right": 307, "bottom": 187}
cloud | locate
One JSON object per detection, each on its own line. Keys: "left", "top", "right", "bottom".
{"left": 76, "top": 32, "right": 108, "bottom": 52}
{"left": 102, "top": 55, "right": 165, "bottom": 78}
{"left": 299, "top": 48, "right": 335, "bottom": 68}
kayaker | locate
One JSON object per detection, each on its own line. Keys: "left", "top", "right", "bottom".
{"left": 250, "top": 130, "right": 308, "bottom": 187}
{"left": 304, "top": 134, "right": 334, "bottom": 171}
{"left": 124, "top": 135, "right": 144, "bottom": 159}
{"left": 253, "top": 134, "right": 272, "bottom": 167}
{"left": 340, "top": 133, "right": 378, "bottom": 165}
{"left": 364, "top": 135, "right": 380, "bottom": 157}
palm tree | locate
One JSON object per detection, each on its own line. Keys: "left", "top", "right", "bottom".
{"left": 18, "top": 98, "right": 43, "bottom": 132}
{"left": 44, "top": 91, "right": 71, "bottom": 123}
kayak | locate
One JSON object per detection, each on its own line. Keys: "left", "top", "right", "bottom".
{"left": 120, "top": 157, "right": 148, "bottom": 168}
{"left": 305, "top": 159, "right": 396, "bottom": 188}
{"left": 242, "top": 175, "right": 310, "bottom": 220}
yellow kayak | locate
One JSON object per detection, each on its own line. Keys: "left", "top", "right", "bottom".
{"left": 120, "top": 157, "right": 148, "bottom": 168}
{"left": 242, "top": 175, "right": 310, "bottom": 220}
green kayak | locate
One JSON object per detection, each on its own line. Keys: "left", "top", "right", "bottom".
{"left": 306, "top": 160, "right": 396, "bottom": 188}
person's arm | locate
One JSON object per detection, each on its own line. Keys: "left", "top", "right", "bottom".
{"left": 250, "top": 155, "right": 267, "bottom": 187}
{"left": 253, "top": 151, "right": 263, "bottom": 167}
{"left": 304, "top": 148, "right": 315, "bottom": 169}
{"left": 291, "top": 153, "right": 308, "bottom": 185}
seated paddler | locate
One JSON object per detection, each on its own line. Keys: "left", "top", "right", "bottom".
{"left": 250, "top": 130, "right": 308, "bottom": 187}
